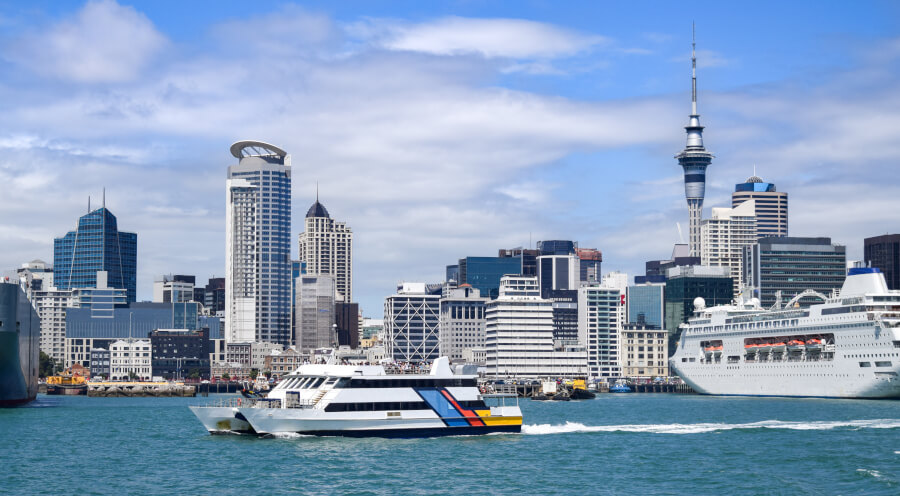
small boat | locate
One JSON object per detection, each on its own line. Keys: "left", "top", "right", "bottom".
{"left": 787, "top": 339, "right": 805, "bottom": 351}
{"left": 757, "top": 342, "right": 772, "bottom": 353}
{"left": 609, "top": 382, "right": 632, "bottom": 393}
{"left": 569, "top": 388, "right": 596, "bottom": 400}
{"left": 771, "top": 341, "right": 787, "bottom": 352}
{"left": 550, "top": 393, "right": 571, "bottom": 401}
{"left": 805, "top": 338, "right": 822, "bottom": 350}
{"left": 531, "top": 394, "right": 550, "bottom": 401}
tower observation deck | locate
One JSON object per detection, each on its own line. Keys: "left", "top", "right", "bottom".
{"left": 675, "top": 26, "right": 714, "bottom": 257}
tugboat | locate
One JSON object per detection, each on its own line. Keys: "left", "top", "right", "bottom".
{"left": 46, "top": 365, "right": 89, "bottom": 395}
{"left": 568, "top": 380, "right": 596, "bottom": 400}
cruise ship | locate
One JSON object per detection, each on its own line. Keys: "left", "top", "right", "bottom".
{"left": 670, "top": 268, "right": 900, "bottom": 398}
{"left": 0, "top": 283, "right": 40, "bottom": 407}
{"left": 190, "top": 357, "right": 522, "bottom": 437}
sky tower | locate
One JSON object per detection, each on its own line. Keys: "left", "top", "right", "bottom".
{"left": 676, "top": 25, "right": 714, "bottom": 257}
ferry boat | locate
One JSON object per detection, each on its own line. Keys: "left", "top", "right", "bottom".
{"left": 0, "top": 283, "right": 40, "bottom": 407}
{"left": 670, "top": 268, "right": 900, "bottom": 398}
{"left": 190, "top": 357, "right": 522, "bottom": 437}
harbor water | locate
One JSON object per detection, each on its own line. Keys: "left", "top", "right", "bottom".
{"left": 2, "top": 394, "right": 898, "bottom": 495}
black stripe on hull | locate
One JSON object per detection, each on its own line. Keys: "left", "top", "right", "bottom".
{"left": 0, "top": 395, "right": 36, "bottom": 407}
{"left": 267, "top": 424, "right": 521, "bottom": 439}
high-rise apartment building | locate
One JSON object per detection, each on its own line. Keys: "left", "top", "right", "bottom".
{"left": 578, "top": 284, "right": 622, "bottom": 380}
{"left": 16, "top": 260, "right": 54, "bottom": 301}
{"left": 297, "top": 196, "right": 353, "bottom": 302}
{"left": 701, "top": 200, "right": 757, "bottom": 295}
{"left": 744, "top": 237, "right": 847, "bottom": 308}
{"left": 32, "top": 287, "right": 73, "bottom": 364}
{"left": 225, "top": 141, "right": 292, "bottom": 345}
{"left": 54, "top": 206, "right": 137, "bottom": 302}
{"left": 732, "top": 176, "right": 788, "bottom": 239}
{"left": 485, "top": 276, "right": 585, "bottom": 378}
{"left": 864, "top": 234, "right": 900, "bottom": 290}
{"left": 438, "top": 285, "right": 487, "bottom": 362}
{"left": 384, "top": 283, "right": 440, "bottom": 362}
{"left": 676, "top": 32, "right": 714, "bottom": 257}
{"left": 295, "top": 275, "right": 335, "bottom": 353}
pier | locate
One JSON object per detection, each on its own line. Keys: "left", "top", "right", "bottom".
{"left": 87, "top": 382, "right": 196, "bottom": 397}
{"left": 484, "top": 381, "right": 694, "bottom": 397}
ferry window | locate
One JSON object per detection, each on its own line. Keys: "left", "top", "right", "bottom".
{"left": 858, "top": 362, "right": 871, "bottom": 367}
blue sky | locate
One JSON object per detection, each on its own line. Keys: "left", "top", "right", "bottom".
{"left": 1, "top": 1, "right": 899, "bottom": 317}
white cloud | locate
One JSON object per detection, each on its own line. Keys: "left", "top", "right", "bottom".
{"left": 5, "top": 0, "right": 166, "bottom": 83}
{"left": 360, "top": 16, "right": 608, "bottom": 59}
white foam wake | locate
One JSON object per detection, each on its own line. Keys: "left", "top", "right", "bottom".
{"left": 522, "top": 419, "right": 900, "bottom": 435}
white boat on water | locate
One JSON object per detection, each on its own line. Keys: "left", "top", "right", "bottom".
{"left": 190, "top": 357, "right": 522, "bottom": 437}
{"left": 670, "top": 268, "right": 900, "bottom": 398}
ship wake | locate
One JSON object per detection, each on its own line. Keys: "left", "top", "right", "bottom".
{"left": 522, "top": 419, "right": 900, "bottom": 435}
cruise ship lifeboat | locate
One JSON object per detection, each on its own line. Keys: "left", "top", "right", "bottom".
{"left": 786, "top": 339, "right": 805, "bottom": 351}
{"left": 744, "top": 343, "right": 758, "bottom": 353}
{"left": 756, "top": 342, "right": 772, "bottom": 353}
{"left": 805, "top": 338, "right": 822, "bottom": 350}
{"left": 770, "top": 341, "right": 787, "bottom": 352}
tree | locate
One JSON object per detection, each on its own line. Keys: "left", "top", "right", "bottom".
{"left": 189, "top": 369, "right": 200, "bottom": 380}
{"left": 249, "top": 369, "right": 259, "bottom": 380}
{"left": 39, "top": 352, "right": 57, "bottom": 378}
{"left": 128, "top": 371, "right": 138, "bottom": 381}
{"left": 221, "top": 372, "right": 231, "bottom": 381}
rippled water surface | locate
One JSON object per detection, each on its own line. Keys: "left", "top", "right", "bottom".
{"left": 3, "top": 394, "right": 899, "bottom": 495}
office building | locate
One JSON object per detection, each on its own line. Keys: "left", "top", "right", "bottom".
{"left": 150, "top": 328, "right": 211, "bottom": 380}
{"left": 457, "top": 256, "right": 521, "bottom": 299}
{"left": 54, "top": 205, "right": 137, "bottom": 302}
{"left": 744, "top": 237, "right": 847, "bottom": 308}
{"left": 701, "top": 200, "right": 757, "bottom": 295}
{"left": 576, "top": 248, "right": 602, "bottom": 283}
{"left": 536, "top": 240, "right": 575, "bottom": 255}
{"left": 578, "top": 284, "right": 622, "bottom": 380}
{"left": 438, "top": 285, "right": 487, "bottom": 362}
{"left": 334, "top": 302, "right": 359, "bottom": 348}
{"left": 732, "top": 175, "right": 788, "bottom": 238}
{"left": 384, "top": 283, "right": 440, "bottom": 362}
{"left": 537, "top": 254, "right": 579, "bottom": 293}
{"left": 498, "top": 248, "right": 540, "bottom": 277}
{"left": 199, "top": 277, "right": 225, "bottom": 316}
{"left": 663, "top": 265, "right": 733, "bottom": 353}
{"left": 641, "top": 244, "right": 699, "bottom": 282}
{"left": 298, "top": 195, "right": 353, "bottom": 302}
{"left": 675, "top": 34, "right": 714, "bottom": 257}
{"left": 225, "top": 141, "right": 292, "bottom": 345}
{"left": 621, "top": 324, "right": 669, "bottom": 378}
{"left": 109, "top": 339, "right": 152, "bottom": 381}
{"left": 485, "top": 276, "right": 586, "bottom": 378}
{"left": 153, "top": 275, "right": 195, "bottom": 303}
{"left": 445, "top": 264, "right": 460, "bottom": 284}
{"left": 295, "top": 275, "right": 335, "bottom": 353}
{"left": 89, "top": 348, "right": 110, "bottom": 379}
{"left": 864, "top": 234, "right": 900, "bottom": 290}
{"left": 544, "top": 289, "right": 579, "bottom": 346}
{"left": 627, "top": 282, "right": 665, "bottom": 329}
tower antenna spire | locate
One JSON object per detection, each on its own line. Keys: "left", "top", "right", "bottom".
{"left": 691, "top": 21, "right": 697, "bottom": 116}
{"left": 102, "top": 187, "right": 106, "bottom": 209}
{"left": 316, "top": 181, "right": 319, "bottom": 203}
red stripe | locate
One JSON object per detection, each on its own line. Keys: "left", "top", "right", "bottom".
{"left": 440, "top": 389, "right": 485, "bottom": 426}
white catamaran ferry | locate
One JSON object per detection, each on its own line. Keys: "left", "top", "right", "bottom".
{"left": 670, "top": 268, "right": 900, "bottom": 398}
{"left": 190, "top": 357, "right": 522, "bottom": 437}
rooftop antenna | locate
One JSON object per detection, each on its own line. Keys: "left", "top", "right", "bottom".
{"left": 102, "top": 187, "right": 106, "bottom": 209}
{"left": 753, "top": 164, "right": 757, "bottom": 177}
{"left": 88, "top": 196, "right": 91, "bottom": 213}
{"left": 691, "top": 21, "right": 697, "bottom": 116}
{"left": 316, "top": 181, "right": 319, "bottom": 203}
{"left": 676, "top": 222, "right": 685, "bottom": 244}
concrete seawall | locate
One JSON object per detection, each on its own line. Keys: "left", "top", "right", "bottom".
{"left": 88, "top": 382, "right": 196, "bottom": 397}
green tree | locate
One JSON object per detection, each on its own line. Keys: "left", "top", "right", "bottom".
{"left": 189, "top": 368, "right": 200, "bottom": 380}
{"left": 39, "top": 352, "right": 57, "bottom": 378}
{"left": 249, "top": 369, "right": 259, "bottom": 380}
{"left": 221, "top": 372, "right": 230, "bottom": 381}
{"left": 128, "top": 371, "right": 138, "bottom": 381}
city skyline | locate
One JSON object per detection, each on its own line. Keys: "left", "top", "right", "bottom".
{"left": 1, "top": 1, "right": 899, "bottom": 318}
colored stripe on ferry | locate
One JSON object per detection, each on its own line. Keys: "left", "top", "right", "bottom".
{"left": 439, "top": 389, "right": 485, "bottom": 426}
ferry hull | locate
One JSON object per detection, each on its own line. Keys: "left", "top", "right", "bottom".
{"left": 189, "top": 406, "right": 255, "bottom": 434}
{"left": 0, "top": 284, "right": 39, "bottom": 407}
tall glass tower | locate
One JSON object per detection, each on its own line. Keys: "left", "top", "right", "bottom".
{"left": 675, "top": 27, "right": 714, "bottom": 257}
{"left": 225, "top": 141, "right": 292, "bottom": 346}
{"left": 53, "top": 206, "right": 137, "bottom": 302}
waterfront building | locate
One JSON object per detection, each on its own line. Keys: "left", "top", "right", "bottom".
{"left": 744, "top": 237, "right": 847, "bottom": 308}
{"left": 621, "top": 324, "right": 669, "bottom": 378}
{"left": 150, "top": 328, "right": 211, "bottom": 380}
{"left": 864, "top": 234, "right": 900, "bottom": 290}
{"left": 485, "top": 276, "right": 586, "bottom": 378}
{"left": 295, "top": 275, "right": 335, "bottom": 353}
{"left": 457, "top": 257, "right": 521, "bottom": 299}
{"left": 297, "top": 195, "right": 353, "bottom": 302}
{"left": 700, "top": 200, "right": 757, "bottom": 295}
{"left": 16, "top": 259, "right": 54, "bottom": 301}
{"left": 384, "top": 283, "right": 440, "bottom": 362}
{"left": 265, "top": 347, "right": 303, "bottom": 378}
{"left": 462, "top": 347, "right": 487, "bottom": 366}
{"left": 225, "top": 141, "right": 292, "bottom": 346}
{"left": 334, "top": 302, "right": 359, "bottom": 348}
{"left": 54, "top": 205, "right": 137, "bottom": 302}
{"left": 89, "top": 348, "right": 110, "bottom": 380}
{"left": 732, "top": 176, "right": 788, "bottom": 238}
{"left": 627, "top": 282, "right": 665, "bottom": 329}
{"left": 109, "top": 339, "right": 152, "bottom": 381}
{"left": 663, "top": 265, "right": 733, "bottom": 353}
{"left": 153, "top": 275, "right": 195, "bottom": 303}
{"left": 578, "top": 284, "right": 622, "bottom": 380}
{"left": 31, "top": 287, "right": 74, "bottom": 364}
{"left": 675, "top": 33, "right": 714, "bottom": 257}
{"left": 498, "top": 248, "right": 540, "bottom": 277}
{"left": 576, "top": 248, "right": 603, "bottom": 283}
{"left": 438, "top": 285, "right": 487, "bottom": 363}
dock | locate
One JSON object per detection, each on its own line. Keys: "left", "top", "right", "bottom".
{"left": 87, "top": 382, "right": 196, "bottom": 397}
{"left": 484, "top": 381, "right": 694, "bottom": 397}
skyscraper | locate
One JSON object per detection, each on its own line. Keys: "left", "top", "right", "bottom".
{"left": 732, "top": 175, "right": 788, "bottom": 238}
{"left": 225, "top": 141, "right": 292, "bottom": 345}
{"left": 864, "top": 234, "right": 900, "bottom": 290}
{"left": 744, "top": 237, "right": 846, "bottom": 308}
{"left": 701, "top": 200, "right": 757, "bottom": 295}
{"left": 676, "top": 28, "right": 714, "bottom": 257}
{"left": 54, "top": 205, "right": 137, "bottom": 302}
{"left": 384, "top": 283, "right": 440, "bottom": 362}
{"left": 298, "top": 195, "right": 353, "bottom": 302}
{"left": 295, "top": 275, "right": 335, "bottom": 352}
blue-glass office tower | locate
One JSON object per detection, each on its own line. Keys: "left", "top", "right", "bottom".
{"left": 54, "top": 207, "right": 137, "bottom": 302}
{"left": 626, "top": 283, "right": 665, "bottom": 329}
{"left": 457, "top": 257, "right": 521, "bottom": 299}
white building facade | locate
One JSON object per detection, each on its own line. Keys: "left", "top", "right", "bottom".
{"left": 298, "top": 199, "right": 353, "bottom": 302}
{"left": 109, "top": 339, "right": 152, "bottom": 381}
{"left": 225, "top": 141, "right": 292, "bottom": 346}
{"left": 701, "top": 200, "right": 758, "bottom": 295}
{"left": 438, "top": 285, "right": 487, "bottom": 363}
{"left": 295, "top": 275, "right": 335, "bottom": 353}
{"left": 384, "top": 283, "right": 440, "bottom": 363}
{"left": 578, "top": 285, "right": 622, "bottom": 380}
{"left": 485, "top": 276, "right": 586, "bottom": 379}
